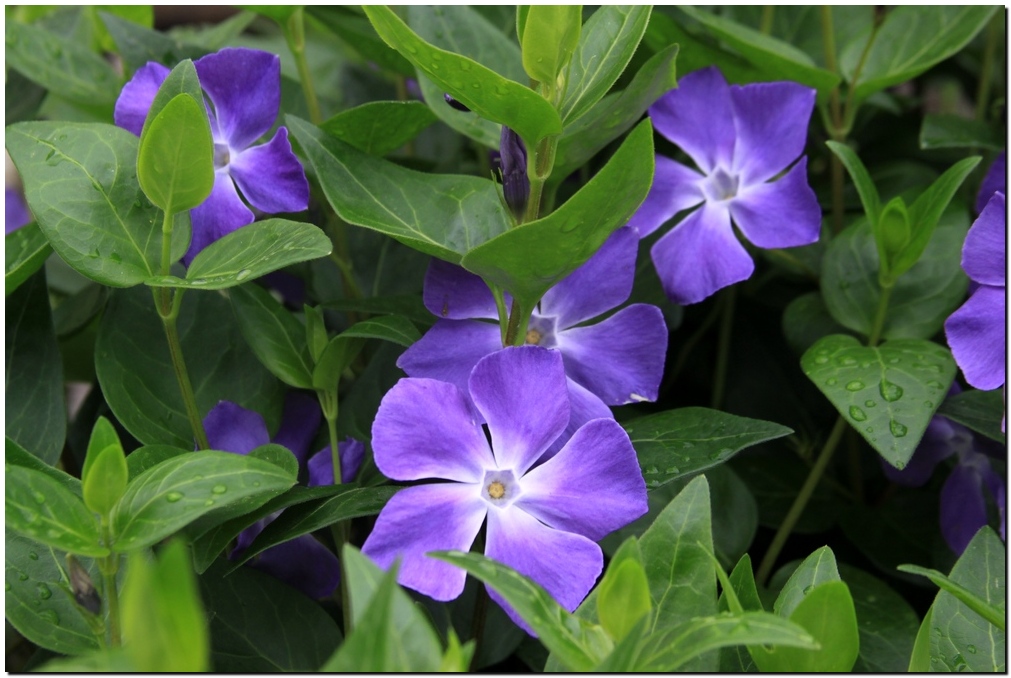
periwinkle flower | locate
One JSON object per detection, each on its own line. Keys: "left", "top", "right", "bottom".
{"left": 975, "top": 150, "right": 1005, "bottom": 214}
{"left": 397, "top": 226, "right": 667, "bottom": 450}
{"left": 362, "top": 347, "right": 647, "bottom": 630}
{"left": 629, "top": 67, "right": 821, "bottom": 305}
{"left": 6, "top": 187, "right": 31, "bottom": 234}
{"left": 114, "top": 48, "right": 310, "bottom": 264}
{"left": 203, "top": 392, "right": 363, "bottom": 599}
{"left": 497, "top": 126, "right": 529, "bottom": 219}
{"left": 944, "top": 192, "right": 1005, "bottom": 394}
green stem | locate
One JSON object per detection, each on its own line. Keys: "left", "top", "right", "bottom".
{"left": 839, "top": 12, "right": 883, "bottom": 137}
{"left": 491, "top": 284, "right": 510, "bottom": 346}
{"left": 504, "top": 298, "right": 532, "bottom": 347}
{"left": 867, "top": 284, "right": 892, "bottom": 347}
{"left": 155, "top": 292, "right": 209, "bottom": 450}
{"left": 286, "top": 8, "right": 323, "bottom": 125}
{"left": 99, "top": 525, "right": 121, "bottom": 647}
{"left": 821, "top": 6, "right": 847, "bottom": 234}
{"left": 159, "top": 209, "right": 174, "bottom": 277}
{"left": 710, "top": 286, "right": 737, "bottom": 410}
{"left": 756, "top": 415, "right": 848, "bottom": 586}
{"left": 975, "top": 15, "right": 999, "bottom": 121}
{"left": 760, "top": 6, "right": 775, "bottom": 34}
{"left": 320, "top": 390, "right": 353, "bottom": 635}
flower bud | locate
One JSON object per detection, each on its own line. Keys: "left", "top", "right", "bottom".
{"left": 499, "top": 126, "right": 529, "bottom": 220}
{"left": 443, "top": 93, "right": 471, "bottom": 112}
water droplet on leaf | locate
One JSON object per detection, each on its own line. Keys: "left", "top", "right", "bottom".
{"left": 889, "top": 420, "right": 908, "bottom": 437}
{"left": 234, "top": 269, "right": 252, "bottom": 281}
{"left": 165, "top": 491, "right": 183, "bottom": 503}
{"left": 849, "top": 406, "right": 867, "bottom": 422}
{"left": 879, "top": 380, "right": 903, "bottom": 402}
{"left": 37, "top": 583, "right": 52, "bottom": 600}
{"left": 846, "top": 380, "right": 864, "bottom": 391}
{"left": 212, "top": 484, "right": 227, "bottom": 494}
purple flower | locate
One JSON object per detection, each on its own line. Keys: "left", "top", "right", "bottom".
{"left": 628, "top": 67, "right": 821, "bottom": 305}
{"left": 976, "top": 150, "right": 1005, "bottom": 215}
{"left": 6, "top": 187, "right": 31, "bottom": 234}
{"left": 882, "top": 413, "right": 1005, "bottom": 555}
{"left": 944, "top": 192, "right": 1006, "bottom": 393}
{"left": 203, "top": 392, "right": 362, "bottom": 599}
{"left": 397, "top": 226, "right": 667, "bottom": 451}
{"left": 114, "top": 48, "right": 310, "bottom": 264}
{"left": 361, "top": 347, "right": 647, "bottom": 631}
{"left": 498, "top": 126, "right": 529, "bottom": 219}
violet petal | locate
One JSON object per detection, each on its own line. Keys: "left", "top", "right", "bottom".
{"left": 729, "top": 81, "right": 815, "bottom": 185}
{"left": 184, "top": 172, "right": 254, "bottom": 265}
{"left": 307, "top": 438, "right": 367, "bottom": 486}
{"left": 271, "top": 391, "right": 321, "bottom": 468}
{"left": 880, "top": 416, "right": 958, "bottom": 486}
{"left": 543, "top": 378, "right": 615, "bottom": 460}
{"left": 940, "top": 463, "right": 987, "bottom": 556}
{"left": 627, "top": 155, "right": 706, "bottom": 238}
{"left": 113, "top": 62, "right": 170, "bottom": 136}
{"left": 976, "top": 151, "right": 1005, "bottom": 215}
{"left": 250, "top": 534, "right": 341, "bottom": 600}
{"left": 945, "top": 285, "right": 1006, "bottom": 390}
{"left": 422, "top": 259, "right": 501, "bottom": 320}
{"left": 729, "top": 157, "right": 822, "bottom": 249}
{"left": 6, "top": 188, "right": 31, "bottom": 234}
{"left": 228, "top": 127, "right": 311, "bottom": 214}
{"left": 194, "top": 48, "right": 280, "bottom": 150}
{"left": 962, "top": 192, "right": 1006, "bottom": 287}
{"left": 648, "top": 67, "right": 735, "bottom": 174}
{"left": 203, "top": 401, "right": 269, "bottom": 454}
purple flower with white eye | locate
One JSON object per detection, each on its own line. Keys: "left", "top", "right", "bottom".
{"left": 114, "top": 48, "right": 310, "bottom": 264}
{"left": 397, "top": 226, "right": 667, "bottom": 451}
{"left": 628, "top": 67, "right": 821, "bottom": 305}
{"left": 975, "top": 150, "right": 1005, "bottom": 215}
{"left": 362, "top": 347, "right": 647, "bottom": 631}
{"left": 944, "top": 192, "right": 1006, "bottom": 395}
{"left": 6, "top": 187, "right": 31, "bottom": 234}
{"left": 203, "top": 392, "right": 364, "bottom": 599}
{"left": 882, "top": 411, "right": 1005, "bottom": 555}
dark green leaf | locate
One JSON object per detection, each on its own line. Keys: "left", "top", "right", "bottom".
{"left": 937, "top": 388, "right": 1006, "bottom": 445}
{"left": 339, "top": 314, "right": 421, "bottom": 347}
{"left": 718, "top": 554, "right": 763, "bottom": 671}
{"left": 324, "top": 294, "right": 432, "bottom": 327}
{"left": 110, "top": 450, "right": 295, "bottom": 551}
{"left": 125, "top": 445, "right": 187, "bottom": 479}
{"left": 312, "top": 334, "right": 365, "bottom": 391}
{"left": 229, "top": 282, "right": 313, "bottom": 389}
{"left": 5, "top": 68, "right": 48, "bottom": 124}
{"left": 37, "top": 651, "right": 135, "bottom": 673}
{"left": 802, "top": 335, "right": 956, "bottom": 468}
{"left": 137, "top": 94, "right": 214, "bottom": 214}
{"left": 839, "top": 564, "right": 920, "bottom": 673}
{"left": 6, "top": 437, "right": 81, "bottom": 496}
{"left": 826, "top": 140, "right": 881, "bottom": 224}
{"left": 5, "top": 223, "right": 51, "bottom": 297}
{"left": 95, "top": 284, "right": 284, "bottom": 447}
{"left": 6, "top": 122, "right": 189, "bottom": 287}
{"left": 899, "top": 564, "right": 1004, "bottom": 630}
{"left": 321, "top": 101, "right": 437, "bottom": 156}
{"left": 521, "top": 5, "right": 582, "bottom": 84}
{"left": 6, "top": 466, "right": 105, "bottom": 557}
{"left": 908, "top": 604, "right": 934, "bottom": 672}
{"left": 773, "top": 546, "right": 841, "bottom": 618}
{"left": 782, "top": 291, "right": 854, "bottom": 355}
{"left": 623, "top": 407, "right": 793, "bottom": 490}
{"left": 734, "top": 450, "right": 841, "bottom": 534}
{"left": 308, "top": 7, "right": 414, "bottom": 77}
{"left": 920, "top": 114, "right": 1004, "bottom": 150}
{"left": 99, "top": 11, "right": 205, "bottom": 74}
{"left": 644, "top": 13, "right": 762, "bottom": 88}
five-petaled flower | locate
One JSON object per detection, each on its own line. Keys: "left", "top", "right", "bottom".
{"left": 362, "top": 346, "right": 648, "bottom": 631}
{"left": 114, "top": 47, "right": 310, "bottom": 264}
{"left": 629, "top": 66, "right": 822, "bottom": 305}
{"left": 397, "top": 226, "right": 667, "bottom": 451}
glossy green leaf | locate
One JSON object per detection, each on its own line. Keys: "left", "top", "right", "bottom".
{"left": 138, "top": 58, "right": 202, "bottom": 145}
{"left": 6, "top": 271, "right": 66, "bottom": 465}
{"left": 463, "top": 120, "right": 653, "bottom": 309}
{"left": 678, "top": 6, "right": 839, "bottom": 96}
{"left": 623, "top": 407, "right": 793, "bottom": 490}
{"left": 312, "top": 334, "right": 365, "bottom": 391}
{"left": 339, "top": 314, "right": 421, "bottom": 347}
{"left": 288, "top": 115, "right": 511, "bottom": 264}
{"left": 6, "top": 437, "right": 81, "bottom": 496}
{"left": 137, "top": 95, "right": 213, "bottom": 214}
{"left": 5, "top": 532, "right": 102, "bottom": 656}
{"left": 821, "top": 211, "right": 969, "bottom": 340}
{"left": 308, "top": 6, "right": 414, "bottom": 77}
{"left": 110, "top": 450, "right": 295, "bottom": 552}
{"left": 147, "top": 219, "right": 331, "bottom": 290}
{"left": 842, "top": 6, "right": 997, "bottom": 104}
{"left": 229, "top": 283, "right": 313, "bottom": 389}
{"left": 364, "top": 5, "right": 562, "bottom": 146}
{"left": 37, "top": 650, "right": 135, "bottom": 672}
{"left": 304, "top": 305, "right": 328, "bottom": 364}
{"left": 95, "top": 284, "right": 283, "bottom": 447}
{"left": 321, "top": 101, "right": 437, "bottom": 156}
{"left": 125, "top": 445, "right": 187, "bottom": 479}
{"left": 826, "top": 140, "right": 881, "bottom": 224}
{"left": 928, "top": 528, "right": 1005, "bottom": 671}
{"left": 596, "top": 557, "right": 651, "bottom": 642}
{"left": 839, "top": 565, "right": 920, "bottom": 672}
{"left": 5, "top": 20, "right": 120, "bottom": 105}
{"left": 121, "top": 539, "right": 209, "bottom": 672}
{"left": 937, "top": 388, "right": 1006, "bottom": 445}
{"left": 773, "top": 546, "right": 841, "bottom": 618}
{"left": 82, "top": 445, "right": 128, "bottom": 518}
{"left": 644, "top": 13, "right": 763, "bottom": 88}
{"left": 875, "top": 197, "right": 911, "bottom": 268}
{"left": 6, "top": 122, "right": 189, "bottom": 287}
{"left": 199, "top": 560, "right": 341, "bottom": 672}
{"left": 5, "top": 223, "right": 51, "bottom": 296}
{"left": 920, "top": 113, "right": 1004, "bottom": 150}
{"left": 553, "top": 44, "right": 677, "bottom": 179}
{"left": 560, "top": 6, "right": 651, "bottom": 125}
{"left": 908, "top": 604, "right": 934, "bottom": 672}
{"left": 718, "top": 554, "right": 763, "bottom": 670}
{"left": 6, "top": 466, "right": 105, "bottom": 557}
{"left": 802, "top": 334, "right": 957, "bottom": 468}
{"left": 81, "top": 417, "right": 121, "bottom": 486}
{"left": 521, "top": 5, "right": 582, "bottom": 84}
{"left": 99, "top": 11, "right": 205, "bottom": 75}
{"left": 898, "top": 564, "right": 1005, "bottom": 631}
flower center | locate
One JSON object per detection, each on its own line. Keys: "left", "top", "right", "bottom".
{"left": 524, "top": 315, "right": 557, "bottom": 348}
{"left": 703, "top": 168, "right": 739, "bottom": 202}
{"left": 214, "top": 143, "right": 231, "bottom": 170}
{"left": 525, "top": 329, "right": 542, "bottom": 345}
{"left": 481, "top": 469, "right": 520, "bottom": 508}
{"left": 487, "top": 481, "right": 505, "bottom": 499}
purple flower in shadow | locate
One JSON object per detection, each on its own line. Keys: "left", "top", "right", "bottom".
{"left": 944, "top": 192, "right": 1006, "bottom": 395}
{"left": 397, "top": 226, "right": 667, "bottom": 453}
{"left": 628, "top": 66, "right": 821, "bottom": 305}
{"left": 6, "top": 187, "right": 31, "bottom": 234}
{"left": 362, "top": 346, "right": 647, "bottom": 633}
{"left": 203, "top": 392, "right": 364, "bottom": 599}
{"left": 114, "top": 48, "right": 310, "bottom": 264}
{"left": 976, "top": 150, "right": 1005, "bottom": 215}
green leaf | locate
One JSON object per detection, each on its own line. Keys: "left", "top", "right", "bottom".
{"left": 718, "top": 554, "right": 763, "bottom": 670}
{"left": 6, "top": 122, "right": 189, "bottom": 287}
{"left": 146, "top": 219, "right": 332, "bottom": 290}
{"left": 324, "top": 294, "right": 432, "bottom": 327}
{"left": 842, "top": 6, "right": 997, "bottom": 104}
{"left": 312, "top": 334, "right": 365, "bottom": 391}
{"left": 121, "top": 540, "right": 209, "bottom": 672}
{"left": 95, "top": 284, "right": 283, "bottom": 447}
{"left": 678, "top": 6, "right": 839, "bottom": 97}
{"left": 839, "top": 565, "right": 920, "bottom": 672}
{"left": 229, "top": 283, "right": 313, "bottom": 389}
{"left": 36, "top": 650, "right": 134, "bottom": 673}
{"left": 6, "top": 271, "right": 66, "bottom": 465}
{"left": 920, "top": 113, "right": 1004, "bottom": 150}
{"left": 826, "top": 140, "right": 881, "bottom": 224}
{"left": 898, "top": 564, "right": 1005, "bottom": 631}
{"left": 463, "top": 119, "right": 653, "bottom": 309}
{"left": 937, "top": 388, "right": 1006, "bottom": 445}
{"left": 521, "top": 5, "right": 582, "bottom": 84}
{"left": 6, "top": 466, "right": 106, "bottom": 557}
{"left": 554, "top": 44, "right": 677, "bottom": 180}
{"left": 364, "top": 5, "right": 562, "bottom": 146}
{"left": 87, "top": 5, "right": 153, "bottom": 53}
{"left": 5, "top": 223, "right": 52, "bottom": 296}
{"left": 801, "top": 335, "right": 956, "bottom": 468}
{"left": 838, "top": 491, "right": 942, "bottom": 581}
{"left": 125, "top": 445, "right": 187, "bottom": 479}
{"left": 623, "top": 407, "right": 793, "bottom": 490}
{"left": 308, "top": 7, "right": 414, "bottom": 77}
{"left": 782, "top": 291, "right": 855, "bottom": 355}
{"left": 109, "top": 450, "right": 296, "bottom": 551}
{"left": 288, "top": 115, "right": 511, "bottom": 264}
{"left": 820, "top": 211, "right": 970, "bottom": 340}
{"left": 431, "top": 551, "right": 610, "bottom": 671}
{"left": 138, "top": 58, "right": 203, "bottom": 146}
{"left": 199, "top": 560, "right": 342, "bottom": 671}
{"left": 559, "top": 6, "right": 651, "bottom": 125}
{"left": 5, "top": 20, "right": 120, "bottom": 105}
{"left": 339, "top": 314, "right": 421, "bottom": 347}
{"left": 320, "top": 101, "right": 437, "bottom": 156}
{"left": 137, "top": 94, "right": 214, "bottom": 215}
{"left": 81, "top": 416, "right": 122, "bottom": 488}
{"left": 82, "top": 445, "right": 128, "bottom": 518}
{"left": 6, "top": 437, "right": 81, "bottom": 496}
{"left": 304, "top": 304, "right": 328, "bottom": 363}
{"left": 908, "top": 604, "right": 934, "bottom": 672}
{"left": 99, "top": 11, "right": 204, "bottom": 75}
{"left": 644, "top": 13, "right": 763, "bottom": 89}
{"left": 5, "top": 532, "right": 102, "bottom": 655}
{"left": 772, "top": 546, "right": 841, "bottom": 618}
{"left": 927, "top": 528, "right": 1006, "bottom": 671}
{"left": 596, "top": 557, "right": 651, "bottom": 642}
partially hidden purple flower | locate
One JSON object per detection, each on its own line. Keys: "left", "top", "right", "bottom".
{"left": 882, "top": 412, "right": 1005, "bottom": 555}
{"left": 397, "top": 226, "right": 667, "bottom": 452}
{"left": 628, "top": 66, "right": 822, "bottom": 305}
{"left": 498, "top": 126, "right": 529, "bottom": 219}
{"left": 6, "top": 187, "right": 31, "bottom": 234}
{"left": 203, "top": 392, "right": 363, "bottom": 599}
{"left": 976, "top": 150, "right": 1005, "bottom": 215}
{"left": 362, "top": 347, "right": 647, "bottom": 632}
{"left": 944, "top": 192, "right": 1006, "bottom": 395}
{"left": 114, "top": 48, "right": 310, "bottom": 264}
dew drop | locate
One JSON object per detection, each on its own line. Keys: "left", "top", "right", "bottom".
{"left": 865, "top": 400, "right": 877, "bottom": 408}
{"left": 165, "top": 491, "right": 183, "bottom": 503}
{"left": 889, "top": 420, "right": 908, "bottom": 437}
{"left": 665, "top": 466, "right": 680, "bottom": 475}
{"left": 189, "top": 278, "right": 210, "bottom": 286}
{"left": 802, "top": 585, "right": 815, "bottom": 594}
{"left": 20, "top": 508, "right": 38, "bottom": 523}
{"left": 879, "top": 380, "right": 903, "bottom": 402}
{"left": 887, "top": 357, "right": 900, "bottom": 364}
{"left": 18, "top": 572, "right": 29, "bottom": 582}
{"left": 927, "top": 380, "right": 944, "bottom": 389}
{"left": 37, "top": 583, "right": 52, "bottom": 600}
{"left": 28, "top": 552, "right": 38, "bottom": 561}
{"left": 845, "top": 380, "right": 865, "bottom": 391}
{"left": 849, "top": 406, "right": 867, "bottom": 422}
{"left": 40, "top": 610, "right": 59, "bottom": 624}
{"left": 252, "top": 481, "right": 261, "bottom": 487}
{"left": 33, "top": 492, "right": 46, "bottom": 504}
{"left": 204, "top": 499, "right": 214, "bottom": 507}
{"left": 814, "top": 356, "right": 829, "bottom": 364}
{"left": 865, "top": 427, "right": 874, "bottom": 433}
{"left": 826, "top": 378, "right": 837, "bottom": 386}
{"left": 234, "top": 269, "right": 252, "bottom": 281}
{"left": 109, "top": 252, "right": 122, "bottom": 263}
{"left": 966, "top": 645, "right": 976, "bottom": 654}
{"left": 211, "top": 484, "right": 227, "bottom": 495}
{"left": 925, "top": 401, "right": 934, "bottom": 409}
{"left": 644, "top": 466, "right": 659, "bottom": 475}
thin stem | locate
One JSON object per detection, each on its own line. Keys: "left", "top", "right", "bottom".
{"left": 756, "top": 415, "right": 848, "bottom": 586}
{"left": 710, "top": 286, "right": 737, "bottom": 410}
{"left": 839, "top": 13, "right": 884, "bottom": 136}
{"left": 504, "top": 298, "right": 532, "bottom": 347}
{"left": 975, "top": 15, "right": 999, "bottom": 121}
{"left": 326, "top": 407, "right": 342, "bottom": 486}
{"left": 760, "top": 6, "right": 775, "bottom": 34}
{"left": 159, "top": 209, "right": 174, "bottom": 277}
{"left": 867, "top": 284, "right": 893, "bottom": 347}
{"left": 468, "top": 584, "right": 490, "bottom": 671}
{"left": 821, "top": 6, "right": 847, "bottom": 234}
{"left": 153, "top": 288, "right": 208, "bottom": 449}
{"left": 525, "top": 177, "right": 545, "bottom": 224}
{"left": 286, "top": 8, "right": 323, "bottom": 125}
{"left": 99, "top": 525, "right": 121, "bottom": 648}
{"left": 491, "top": 284, "right": 510, "bottom": 346}
{"left": 320, "top": 390, "right": 353, "bottom": 635}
